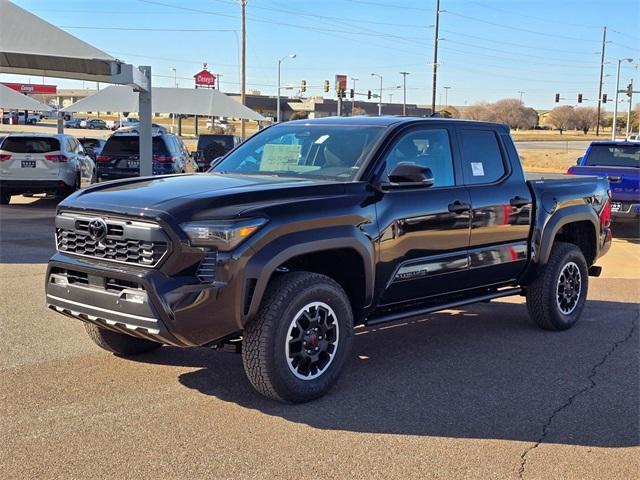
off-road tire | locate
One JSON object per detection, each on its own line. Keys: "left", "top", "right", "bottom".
{"left": 242, "top": 272, "right": 354, "bottom": 403}
{"left": 85, "top": 324, "right": 162, "bottom": 355}
{"left": 526, "top": 242, "right": 588, "bottom": 331}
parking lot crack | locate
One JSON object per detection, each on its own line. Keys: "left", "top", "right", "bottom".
{"left": 517, "top": 313, "right": 638, "bottom": 479}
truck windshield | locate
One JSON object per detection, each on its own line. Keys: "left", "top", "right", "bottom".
{"left": 585, "top": 144, "right": 639, "bottom": 168}
{"left": 212, "top": 124, "right": 385, "bottom": 180}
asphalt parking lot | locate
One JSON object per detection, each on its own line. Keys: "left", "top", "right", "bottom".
{"left": 0, "top": 196, "right": 638, "bottom": 479}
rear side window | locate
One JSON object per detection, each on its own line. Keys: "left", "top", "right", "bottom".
{"left": 459, "top": 129, "right": 505, "bottom": 185}
{"left": 1, "top": 137, "right": 60, "bottom": 153}
{"left": 102, "top": 136, "right": 169, "bottom": 155}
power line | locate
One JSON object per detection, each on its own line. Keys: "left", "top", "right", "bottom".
{"left": 60, "top": 26, "right": 237, "bottom": 32}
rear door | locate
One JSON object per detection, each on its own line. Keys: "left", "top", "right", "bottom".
{"left": 0, "top": 136, "right": 63, "bottom": 181}
{"left": 459, "top": 127, "right": 532, "bottom": 286}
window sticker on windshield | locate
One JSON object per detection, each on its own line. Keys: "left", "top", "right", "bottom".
{"left": 471, "top": 162, "right": 485, "bottom": 176}
{"left": 261, "top": 144, "right": 302, "bottom": 171}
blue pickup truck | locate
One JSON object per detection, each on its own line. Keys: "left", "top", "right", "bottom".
{"left": 568, "top": 141, "right": 640, "bottom": 222}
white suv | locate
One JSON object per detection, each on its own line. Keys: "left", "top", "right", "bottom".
{"left": 0, "top": 134, "right": 95, "bottom": 204}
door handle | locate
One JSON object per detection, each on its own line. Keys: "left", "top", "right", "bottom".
{"left": 509, "top": 196, "right": 529, "bottom": 208}
{"left": 448, "top": 200, "right": 471, "bottom": 214}
{"left": 607, "top": 175, "right": 621, "bottom": 183}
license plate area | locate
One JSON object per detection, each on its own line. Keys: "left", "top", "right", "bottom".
{"left": 611, "top": 202, "right": 622, "bottom": 212}
{"left": 127, "top": 160, "right": 140, "bottom": 168}
{"left": 21, "top": 160, "right": 36, "bottom": 168}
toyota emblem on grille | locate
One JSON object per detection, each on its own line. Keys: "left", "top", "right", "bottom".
{"left": 88, "top": 218, "right": 108, "bottom": 242}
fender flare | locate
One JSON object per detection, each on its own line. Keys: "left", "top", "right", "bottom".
{"left": 242, "top": 227, "right": 375, "bottom": 322}
{"left": 535, "top": 205, "right": 599, "bottom": 266}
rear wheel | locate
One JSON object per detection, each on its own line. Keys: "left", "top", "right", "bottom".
{"left": 526, "top": 242, "right": 588, "bottom": 331}
{"left": 242, "top": 272, "right": 353, "bottom": 403}
{"left": 85, "top": 324, "right": 162, "bottom": 355}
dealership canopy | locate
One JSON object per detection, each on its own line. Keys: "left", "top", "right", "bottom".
{"left": 0, "top": 83, "right": 53, "bottom": 111}
{"left": 61, "top": 85, "right": 265, "bottom": 121}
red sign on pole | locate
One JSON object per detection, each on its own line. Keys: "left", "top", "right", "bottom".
{"left": 194, "top": 69, "right": 216, "bottom": 88}
{"left": 335, "top": 74, "right": 347, "bottom": 92}
{"left": 2, "top": 83, "right": 57, "bottom": 94}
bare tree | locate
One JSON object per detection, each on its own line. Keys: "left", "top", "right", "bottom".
{"left": 439, "top": 106, "right": 460, "bottom": 118}
{"left": 547, "top": 106, "right": 576, "bottom": 134}
{"left": 289, "top": 111, "right": 309, "bottom": 120}
{"left": 573, "top": 107, "right": 599, "bottom": 134}
{"left": 462, "top": 102, "right": 495, "bottom": 121}
{"left": 351, "top": 106, "right": 367, "bottom": 116}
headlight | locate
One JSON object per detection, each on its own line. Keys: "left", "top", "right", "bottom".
{"left": 180, "top": 218, "right": 267, "bottom": 250}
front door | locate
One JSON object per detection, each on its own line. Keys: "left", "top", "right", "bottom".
{"left": 374, "top": 126, "right": 472, "bottom": 305}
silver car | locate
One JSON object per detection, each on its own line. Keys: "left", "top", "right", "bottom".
{"left": 0, "top": 134, "right": 95, "bottom": 205}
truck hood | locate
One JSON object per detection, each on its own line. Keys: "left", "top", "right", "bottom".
{"left": 570, "top": 165, "right": 639, "bottom": 202}
{"left": 59, "top": 173, "right": 351, "bottom": 218}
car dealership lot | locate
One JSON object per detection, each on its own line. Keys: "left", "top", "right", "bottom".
{"left": 0, "top": 196, "right": 638, "bottom": 479}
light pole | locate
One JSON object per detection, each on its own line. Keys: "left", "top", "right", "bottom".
{"left": 612, "top": 58, "right": 633, "bottom": 140}
{"left": 350, "top": 77, "right": 358, "bottom": 114}
{"left": 400, "top": 71, "right": 410, "bottom": 116}
{"left": 443, "top": 86, "right": 451, "bottom": 107}
{"left": 170, "top": 67, "right": 177, "bottom": 131}
{"left": 517, "top": 90, "right": 525, "bottom": 103}
{"left": 276, "top": 54, "right": 296, "bottom": 123}
{"left": 371, "top": 73, "right": 383, "bottom": 116}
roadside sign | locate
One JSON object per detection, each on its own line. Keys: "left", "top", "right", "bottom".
{"left": 335, "top": 74, "right": 347, "bottom": 93}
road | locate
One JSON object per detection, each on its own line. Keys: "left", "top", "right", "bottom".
{"left": 515, "top": 140, "right": 591, "bottom": 151}
{"left": 0, "top": 196, "right": 638, "bottom": 479}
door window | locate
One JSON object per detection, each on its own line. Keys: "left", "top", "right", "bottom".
{"left": 459, "top": 130, "right": 505, "bottom": 185}
{"left": 383, "top": 128, "right": 455, "bottom": 187}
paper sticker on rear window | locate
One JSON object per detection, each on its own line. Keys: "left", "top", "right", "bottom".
{"left": 471, "top": 162, "right": 485, "bottom": 176}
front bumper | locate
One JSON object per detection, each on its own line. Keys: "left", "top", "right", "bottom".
{"left": 46, "top": 250, "right": 245, "bottom": 348}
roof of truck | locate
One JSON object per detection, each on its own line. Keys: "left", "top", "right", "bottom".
{"left": 285, "top": 115, "right": 509, "bottom": 131}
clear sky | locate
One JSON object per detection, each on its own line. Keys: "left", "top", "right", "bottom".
{"left": 3, "top": 0, "right": 639, "bottom": 110}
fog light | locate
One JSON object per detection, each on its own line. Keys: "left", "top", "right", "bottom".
{"left": 122, "top": 290, "right": 146, "bottom": 304}
{"left": 50, "top": 274, "right": 68, "bottom": 287}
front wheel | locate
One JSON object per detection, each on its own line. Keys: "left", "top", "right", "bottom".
{"left": 526, "top": 242, "right": 588, "bottom": 331}
{"left": 242, "top": 272, "right": 354, "bottom": 403}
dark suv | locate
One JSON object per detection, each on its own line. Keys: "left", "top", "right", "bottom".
{"left": 96, "top": 130, "right": 195, "bottom": 181}
{"left": 195, "top": 134, "right": 241, "bottom": 171}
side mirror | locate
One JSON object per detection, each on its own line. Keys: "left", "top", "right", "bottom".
{"left": 383, "top": 162, "right": 434, "bottom": 189}
{"left": 576, "top": 156, "right": 583, "bottom": 165}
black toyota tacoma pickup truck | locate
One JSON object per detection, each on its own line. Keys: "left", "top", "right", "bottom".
{"left": 46, "top": 117, "right": 612, "bottom": 403}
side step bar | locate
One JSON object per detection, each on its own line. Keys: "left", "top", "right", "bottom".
{"left": 365, "top": 287, "right": 523, "bottom": 327}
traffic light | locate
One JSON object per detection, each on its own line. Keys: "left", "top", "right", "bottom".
{"left": 602, "top": 93, "right": 607, "bottom": 103}
{"left": 367, "top": 90, "right": 372, "bottom": 99}
{"left": 323, "top": 80, "right": 330, "bottom": 93}
{"left": 341, "top": 89, "right": 347, "bottom": 98}
{"left": 350, "top": 89, "right": 354, "bottom": 99}
{"left": 301, "top": 80, "right": 306, "bottom": 93}
{"left": 577, "top": 93, "right": 583, "bottom": 103}
{"left": 554, "top": 93, "right": 560, "bottom": 103}
{"left": 626, "top": 83, "right": 633, "bottom": 97}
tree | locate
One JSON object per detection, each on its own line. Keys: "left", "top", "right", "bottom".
{"left": 462, "top": 102, "right": 495, "bottom": 121}
{"left": 351, "top": 106, "right": 367, "bottom": 116}
{"left": 491, "top": 98, "right": 537, "bottom": 129}
{"left": 547, "top": 106, "right": 576, "bottom": 134}
{"left": 439, "top": 106, "right": 460, "bottom": 118}
{"left": 289, "top": 111, "right": 308, "bottom": 120}
{"left": 573, "top": 107, "right": 599, "bottom": 134}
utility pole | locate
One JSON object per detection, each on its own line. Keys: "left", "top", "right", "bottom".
{"left": 276, "top": 54, "right": 296, "bottom": 123}
{"left": 431, "top": 0, "right": 441, "bottom": 115}
{"left": 351, "top": 77, "right": 358, "bottom": 114}
{"left": 444, "top": 86, "right": 451, "bottom": 107}
{"left": 517, "top": 90, "right": 525, "bottom": 103}
{"left": 400, "top": 71, "right": 410, "bottom": 116}
{"left": 371, "top": 73, "right": 383, "bottom": 115}
{"left": 595, "top": 26, "right": 607, "bottom": 136}
{"left": 240, "top": 0, "right": 247, "bottom": 139}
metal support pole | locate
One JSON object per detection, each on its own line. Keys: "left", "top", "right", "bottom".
{"left": 351, "top": 77, "right": 358, "bottom": 114}
{"left": 595, "top": 26, "right": 607, "bottom": 136}
{"left": 431, "top": 0, "right": 440, "bottom": 115}
{"left": 277, "top": 58, "right": 281, "bottom": 123}
{"left": 612, "top": 61, "right": 622, "bottom": 140}
{"left": 337, "top": 96, "right": 342, "bottom": 117}
{"left": 240, "top": 0, "right": 247, "bottom": 139}
{"left": 57, "top": 111, "right": 63, "bottom": 134}
{"left": 626, "top": 82, "right": 633, "bottom": 138}
{"left": 378, "top": 75, "right": 383, "bottom": 116}
{"left": 400, "top": 72, "right": 409, "bottom": 116}
{"left": 195, "top": 115, "right": 198, "bottom": 136}
{"left": 138, "top": 66, "right": 153, "bottom": 177}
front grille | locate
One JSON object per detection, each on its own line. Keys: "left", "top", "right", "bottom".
{"left": 55, "top": 212, "right": 170, "bottom": 268}
{"left": 196, "top": 250, "right": 218, "bottom": 283}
